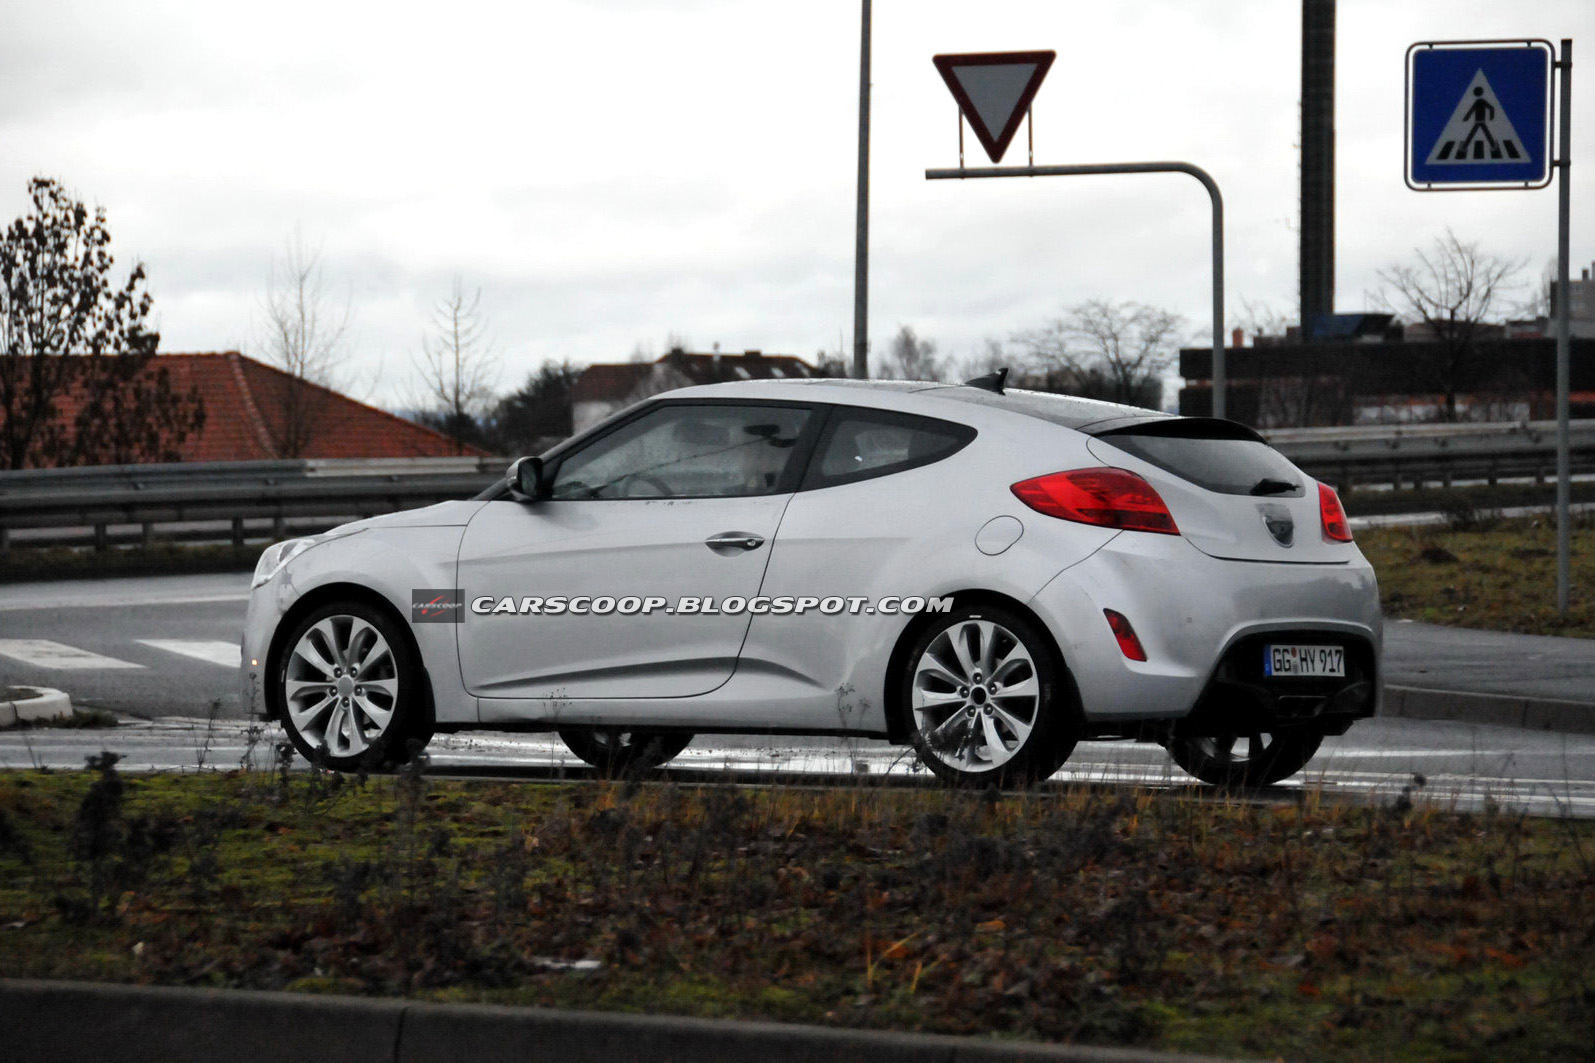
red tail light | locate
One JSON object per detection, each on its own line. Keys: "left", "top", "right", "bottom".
{"left": 1319, "top": 483, "right": 1352, "bottom": 542}
{"left": 1103, "top": 609, "right": 1148, "bottom": 661}
{"left": 1011, "top": 469, "right": 1179, "bottom": 535}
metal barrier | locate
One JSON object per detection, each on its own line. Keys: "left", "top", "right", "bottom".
{"left": 0, "top": 457, "right": 507, "bottom": 550}
{"left": 2, "top": 422, "right": 1593, "bottom": 550}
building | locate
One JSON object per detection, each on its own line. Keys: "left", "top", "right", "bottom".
{"left": 1506, "top": 261, "right": 1595, "bottom": 341}
{"left": 571, "top": 348, "right": 825, "bottom": 433}
{"left": 21, "top": 351, "right": 483, "bottom": 465}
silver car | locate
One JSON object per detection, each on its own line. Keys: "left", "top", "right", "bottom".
{"left": 241, "top": 377, "right": 1380, "bottom": 787}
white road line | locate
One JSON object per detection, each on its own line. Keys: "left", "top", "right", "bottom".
{"left": 0, "top": 592, "right": 248, "bottom": 613}
{"left": 136, "top": 639, "right": 242, "bottom": 669}
{"left": 0, "top": 639, "right": 145, "bottom": 670}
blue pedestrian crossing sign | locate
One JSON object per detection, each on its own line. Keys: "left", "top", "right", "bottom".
{"left": 1406, "top": 41, "right": 1553, "bottom": 190}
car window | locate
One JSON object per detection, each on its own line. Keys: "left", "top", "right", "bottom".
{"left": 549, "top": 403, "right": 811, "bottom": 499}
{"left": 1095, "top": 421, "right": 1303, "bottom": 496}
{"left": 802, "top": 408, "right": 976, "bottom": 490}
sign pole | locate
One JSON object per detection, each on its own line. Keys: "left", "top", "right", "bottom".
{"left": 1555, "top": 38, "right": 1572, "bottom": 614}
{"left": 852, "top": 0, "right": 872, "bottom": 380}
{"left": 926, "top": 163, "right": 1225, "bottom": 419}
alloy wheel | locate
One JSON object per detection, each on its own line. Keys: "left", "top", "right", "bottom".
{"left": 284, "top": 614, "right": 400, "bottom": 758}
{"left": 911, "top": 619, "right": 1041, "bottom": 774}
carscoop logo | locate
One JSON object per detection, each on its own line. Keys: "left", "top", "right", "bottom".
{"left": 412, "top": 588, "right": 464, "bottom": 623}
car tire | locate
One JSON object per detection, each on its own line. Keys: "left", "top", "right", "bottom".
{"left": 1168, "top": 729, "right": 1324, "bottom": 788}
{"left": 900, "top": 604, "right": 1079, "bottom": 787}
{"left": 558, "top": 728, "right": 692, "bottom": 775}
{"left": 275, "top": 601, "right": 432, "bottom": 771}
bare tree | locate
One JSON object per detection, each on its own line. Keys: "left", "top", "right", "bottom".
{"left": 1014, "top": 299, "right": 1181, "bottom": 406}
{"left": 411, "top": 276, "right": 499, "bottom": 453}
{"left": 876, "top": 324, "right": 944, "bottom": 381}
{"left": 1376, "top": 229, "right": 1525, "bottom": 421}
{"left": 957, "top": 337, "right": 1010, "bottom": 380}
{"left": 0, "top": 177, "right": 203, "bottom": 468}
{"left": 258, "top": 230, "right": 351, "bottom": 457}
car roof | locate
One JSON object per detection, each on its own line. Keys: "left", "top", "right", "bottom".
{"left": 656, "top": 378, "right": 1172, "bottom": 432}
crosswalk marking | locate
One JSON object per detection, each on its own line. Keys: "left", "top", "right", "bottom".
{"left": 0, "top": 639, "right": 145, "bottom": 670}
{"left": 136, "top": 639, "right": 241, "bottom": 669}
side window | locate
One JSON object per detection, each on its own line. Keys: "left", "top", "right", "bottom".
{"left": 802, "top": 409, "right": 976, "bottom": 490}
{"left": 550, "top": 404, "right": 810, "bottom": 500}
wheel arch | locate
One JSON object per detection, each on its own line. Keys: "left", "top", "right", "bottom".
{"left": 264, "top": 582, "right": 435, "bottom": 732}
{"left": 881, "top": 588, "right": 1081, "bottom": 744}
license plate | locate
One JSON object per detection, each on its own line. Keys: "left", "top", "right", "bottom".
{"left": 1264, "top": 644, "right": 1345, "bottom": 678}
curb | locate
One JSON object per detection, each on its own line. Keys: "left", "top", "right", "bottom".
{"left": 0, "top": 686, "right": 71, "bottom": 729}
{"left": 0, "top": 979, "right": 1249, "bottom": 1063}
{"left": 1384, "top": 684, "right": 1595, "bottom": 735}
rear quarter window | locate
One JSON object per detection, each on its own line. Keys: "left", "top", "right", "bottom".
{"left": 801, "top": 408, "right": 976, "bottom": 490}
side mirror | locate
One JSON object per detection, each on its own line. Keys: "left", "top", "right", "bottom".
{"left": 511, "top": 456, "right": 547, "bottom": 501}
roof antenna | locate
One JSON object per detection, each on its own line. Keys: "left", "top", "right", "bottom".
{"left": 963, "top": 367, "right": 1008, "bottom": 394}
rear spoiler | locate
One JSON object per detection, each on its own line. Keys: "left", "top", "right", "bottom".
{"left": 1087, "top": 416, "right": 1266, "bottom": 444}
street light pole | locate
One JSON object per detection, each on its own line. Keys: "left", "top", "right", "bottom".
{"left": 852, "top": 0, "right": 872, "bottom": 379}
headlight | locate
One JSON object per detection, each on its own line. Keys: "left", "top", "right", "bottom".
{"left": 252, "top": 538, "right": 314, "bottom": 589}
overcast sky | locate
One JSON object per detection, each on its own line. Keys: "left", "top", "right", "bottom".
{"left": 2, "top": 0, "right": 1589, "bottom": 408}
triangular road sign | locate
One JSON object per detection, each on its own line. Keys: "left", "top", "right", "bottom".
{"left": 1425, "top": 69, "right": 1528, "bottom": 164}
{"left": 933, "top": 51, "right": 1055, "bottom": 164}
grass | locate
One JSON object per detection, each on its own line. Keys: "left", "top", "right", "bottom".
{"left": 1357, "top": 512, "right": 1595, "bottom": 638}
{"left": 0, "top": 759, "right": 1591, "bottom": 1062}
{"left": 1341, "top": 481, "right": 1595, "bottom": 519}
{"left": 0, "top": 542, "right": 261, "bottom": 584}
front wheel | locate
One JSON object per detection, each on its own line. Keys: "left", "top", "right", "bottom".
{"left": 900, "top": 605, "right": 1079, "bottom": 787}
{"left": 558, "top": 728, "right": 692, "bottom": 775}
{"left": 1168, "top": 729, "right": 1324, "bottom": 788}
{"left": 275, "top": 601, "right": 432, "bottom": 770}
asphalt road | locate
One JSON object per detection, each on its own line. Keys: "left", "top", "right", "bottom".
{"left": 2, "top": 572, "right": 1593, "bottom": 817}
{"left": 4, "top": 570, "right": 1594, "bottom": 717}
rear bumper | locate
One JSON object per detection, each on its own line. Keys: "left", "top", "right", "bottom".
{"left": 1028, "top": 531, "right": 1382, "bottom": 728}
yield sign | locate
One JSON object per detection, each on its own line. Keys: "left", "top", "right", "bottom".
{"left": 933, "top": 51, "right": 1055, "bottom": 164}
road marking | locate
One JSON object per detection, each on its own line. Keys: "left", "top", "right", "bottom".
{"left": 137, "top": 639, "right": 242, "bottom": 669}
{"left": 0, "top": 639, "right": 145, "bottom": 670}
{"left": 0, "top": 592, "right": 248, "bottom": 613}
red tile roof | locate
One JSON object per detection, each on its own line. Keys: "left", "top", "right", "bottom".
{"left": 34, "top": 352, "right": 485, "bottom": 463}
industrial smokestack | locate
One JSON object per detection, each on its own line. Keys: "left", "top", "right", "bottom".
{"left": 1300, "top": 0, "right": 1335, "bottom": 337}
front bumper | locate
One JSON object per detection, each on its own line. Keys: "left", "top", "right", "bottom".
{"left": 240, "top": 586, "right": 275, "bottom": 720}
{"left": 1029, "top": 531, "right": 1382, "bottom": 728}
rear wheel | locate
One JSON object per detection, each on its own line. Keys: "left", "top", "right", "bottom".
{"left": 1168, "top": 729, "right": 1323, "bottom": 788}
{"left": 558, "top": 728, "right": 692, "bottom": 775}
{"left": 276, "top": 601, "right": 432, "bottom": 770}
{"left": 900, "top": 605, "right": 1079, "bottom": 787}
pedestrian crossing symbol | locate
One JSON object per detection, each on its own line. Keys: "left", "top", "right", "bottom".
{"left": 1406, "top": 41, "right": 1552, "bottom": 189}
{"left": 1425, "top": 72, "right": 1525, "bottom": 164}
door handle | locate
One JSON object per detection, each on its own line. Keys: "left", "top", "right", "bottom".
{"left": 705, "top": 532, "right": 765, "bottom": 552}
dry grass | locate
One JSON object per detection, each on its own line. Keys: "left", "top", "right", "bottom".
{"left": 1, "top": 760, "right": 1592, "bottom": 1062}
{"left": 1357, "top": 513, "right": 1595, "bottom": 638}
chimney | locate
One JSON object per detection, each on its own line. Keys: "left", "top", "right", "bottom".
{"left": 1231, "top": 327, "right": 1245, "bottom": 348}
{"left": 1300, "top": 0, "right": 1336, "bottom": 334}
{"left": 743, "top": 349, "right": 762, "bottom": 358}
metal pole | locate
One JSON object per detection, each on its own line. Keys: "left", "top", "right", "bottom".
{"left": 1555, "top": 39, "right": 1572, "bottom": 614}
{"left": 925, "top": 162, "right": 1227, "bottom": 420}
{"left": 852, "top": 0, "right": 872, "bottom": 380}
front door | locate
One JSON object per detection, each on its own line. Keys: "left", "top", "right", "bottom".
{"left": 456, "top": 401, "right": 815, "bottom": 699}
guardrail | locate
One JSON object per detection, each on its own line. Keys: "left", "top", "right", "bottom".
{"left": 0, "top": 457, "right": 508, "bottom": 550}
{"left": 2, "top": 422, "right": 1593, "bottom": 550}
{"left": 1268, "top": 418, "right": 1595, "bottom": 494}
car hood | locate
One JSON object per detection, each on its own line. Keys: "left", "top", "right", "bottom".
{"left": 329, "top": 499, "right": 487, "bottom": 534}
